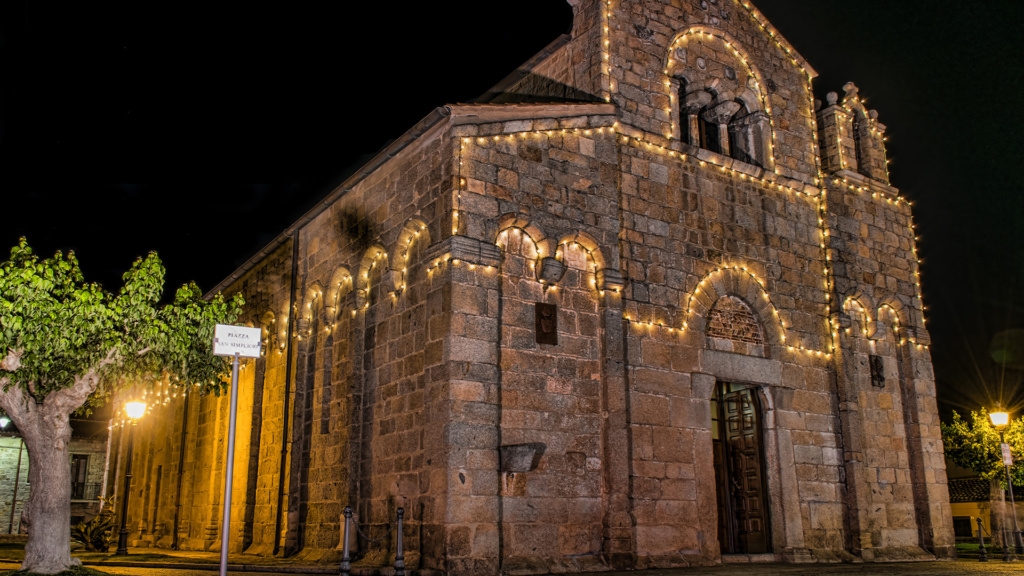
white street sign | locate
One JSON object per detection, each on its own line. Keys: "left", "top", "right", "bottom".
{"left": 1003, "top": 442, "right": 1013, "bottom": 466}
{"left": 213, "top": 324, "right": 263, "bottom": 358}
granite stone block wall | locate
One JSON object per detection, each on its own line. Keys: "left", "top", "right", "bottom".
{"left": 119, "top": 1, "right": 952, "bottom": 573}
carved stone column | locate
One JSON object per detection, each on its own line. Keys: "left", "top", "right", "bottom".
{"left": 702, "top": 101, "right": 741, "bottom": 156}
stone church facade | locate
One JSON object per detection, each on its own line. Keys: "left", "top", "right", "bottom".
{"left": 113, "top": 0, "right": 954, "bottom": 573}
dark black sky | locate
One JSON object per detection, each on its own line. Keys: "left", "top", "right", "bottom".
{"left": 2, "top": 1, "right": 1022, "bottom": 415}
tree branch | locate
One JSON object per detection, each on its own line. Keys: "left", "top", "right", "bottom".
{"left": 43, "top": 348, "right": 118, "bottom": 416}
{"left": 45, "top": 372, "right": 100, "bottom": 417}
{"left": 0, "top": 375, "right": 36, "bottom": 434}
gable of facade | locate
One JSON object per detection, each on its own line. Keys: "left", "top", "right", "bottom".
{"left": 120, "top": 1, "right": 953, "bottom": 573}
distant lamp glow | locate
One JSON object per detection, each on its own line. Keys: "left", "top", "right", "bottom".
{"left": 990, "top": 410, "right": 1010, "bottom": 429}
{"left": 124, "top": 401, "right": 147, "bottom": 420}
{"left": 0, "top": 417, "right": 9, "bottom": 429}
{"left": 989, "top": 405, "right": 1023, "bottom": 556}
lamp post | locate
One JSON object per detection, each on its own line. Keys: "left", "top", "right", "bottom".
{"left": 116, "top": 401, "right": 147, "bottom": 555}
{"left": 989, "top": 408, "right": 1023, "bottom": 558}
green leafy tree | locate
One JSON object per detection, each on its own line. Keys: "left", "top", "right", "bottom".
{"left": 0, "top": 239, "right": 243, "bottom": 574}
{"left": 941, "top": 408, "right": 1024, "bottom": 486}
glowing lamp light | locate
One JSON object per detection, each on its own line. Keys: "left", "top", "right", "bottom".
{"left": 124, "top": 401, "right": 147, "bottom": 420}
{"left": 0, "top": 417, "right": 9, "bottom": 429}
{"left": 990, "top": 410, "right": 1010, "bottom": 429}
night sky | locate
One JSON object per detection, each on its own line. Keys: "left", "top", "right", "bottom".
{"left": 2, "top": 1, "right": 1021, "bottom": 417}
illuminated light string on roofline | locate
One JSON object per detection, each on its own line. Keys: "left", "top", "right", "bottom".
{"left": 602, "top": 0, "right": 613, "bottom": 101}
{"left": 908, "top": 214, "right": 926, "bottom": 326}
{"left": 664, "top": 29, "right": 780, "bottom": 169}
{"left": 458, "top": 123, "right": 924, "bottom": 346}
{"left": 455, "top": 137, "right": 466, "bottom": 235}
{"left": 106, "top": 371, "right": 244, "bottom": 430}
{"left": 599, "top": 1, "right": 813, "bottom": 99}
{"left": 832, "top": 178, "right": 909, "bottom": 206}
{"left": 195, "top": 5, "right": 921, "bottom": 381}
{"left": 456, "top": 123, "right": 866, "bottom": 208}
{"left": 601, "top": 0, "right": 819, "bottom": 187}
{"left": 736, "top": 2, "right": 813, "bottom": 79}
{"left": 263, "top": 88, "right": 924, "bottom": 361}
{"left": 458, "top": 123, "right": 821, "bottom": 201}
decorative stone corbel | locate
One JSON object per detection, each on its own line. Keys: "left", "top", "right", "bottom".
{"left": 596, "top": 268, "right": 625, "bottom": 292}
{"left": 450, "top": 235, "right": 502, "bottom": 267}
{"left": 867, "top": 321, "right": 887, "bottom": 340}
{"left": 906, "top": 326, "right": 931, "bottom": 347}
{"left": 682, "top": 90, "right": 713, "bottom": 114}
{"left": 701, "top": 100, "right": 741, "bottom": 125}
{"left": 832, "top": 312, "right": 852, "bottom": 329}
{"left": 536, "top": 257, "right": 566, "bottom": 284}
{"left": 500, "top": 443, "right": 546, "bottom": 473}
{"left": 381, "top": 269, "right": 401, "bottom": 294}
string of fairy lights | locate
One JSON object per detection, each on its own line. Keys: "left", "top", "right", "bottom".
{"left": 106, "top": 3, "right": 932, "bottom": 431}
{"left": 664, "top": 28, "right": 779, "bottom": 167}
{"left": 396, "top": 83, "right": 923, "bottom": 359}
{"left": 732, "top": 0, "right": 923, "bottom": 352}
{"left": 457, "top": 125, "right": 823, "bottom": 356}
{"left": 602, "top": 0, "right": 613, "bottom": 101}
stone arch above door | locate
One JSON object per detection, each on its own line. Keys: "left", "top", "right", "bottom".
{"left": 706, "top": 295, "right": 765, "bottom": 357}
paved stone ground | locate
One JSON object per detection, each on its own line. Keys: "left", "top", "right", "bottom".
{"left": 583, "top": 561, "right": 1024, "bottom": 576}
{"left": 4, "top": 556, "right": 1024, "bottom": 576}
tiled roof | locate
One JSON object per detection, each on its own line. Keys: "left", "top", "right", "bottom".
{"left": 948, "top": 478, "right": 990, "bottom": 503}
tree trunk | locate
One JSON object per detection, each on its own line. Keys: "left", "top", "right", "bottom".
{"left": 0, "top": 351, "right": 102, "bottom": 574}
{"left": 19, "top": 409, "right": 81, "bottom": 574}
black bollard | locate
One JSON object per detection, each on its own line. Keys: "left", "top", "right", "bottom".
{"left": 978, "top": 516, "right": 988, "bottom": 562}
{"left": 394, "top": 507, "right": 405, "bottom": 576}
{"left": 340, "top": 507, "right": 352, "bottom": 575}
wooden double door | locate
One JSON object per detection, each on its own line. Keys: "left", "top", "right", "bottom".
{"left": 711, "top": 382, "right": 771, "bottom": 554}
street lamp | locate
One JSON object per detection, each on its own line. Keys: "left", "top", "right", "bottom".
{"left": 989, "top": 407, "right": 1023, "bottom": 558}
{"left": 116, "top": 400, "right": 147, "bottom": 555}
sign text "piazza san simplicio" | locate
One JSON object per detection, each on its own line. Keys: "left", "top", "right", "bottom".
{"left": 212, "top": 324, "right": 263, "bottom": 358}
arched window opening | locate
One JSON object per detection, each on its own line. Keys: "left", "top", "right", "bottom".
{"left": 680, "top": 88, "right": 712, "bottom": 149}
{"left": 700, "top": 99, "right": 741, "bottom": 157}
{"left": 853, "top": 109, "right": 878, "bottom": 178}
{"left": 699, "top": 112, "right": 721, "bottom": 154}
{"left": 728, "top": 103, "right": 769, "bottom": 169}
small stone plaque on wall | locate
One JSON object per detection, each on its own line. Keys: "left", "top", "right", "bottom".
{"left": 535, "top": 303, "right": 558, "bottom": 345}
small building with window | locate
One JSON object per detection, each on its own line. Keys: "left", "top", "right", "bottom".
{"left": 120, "top": 0, "right": 953, "bottom": 573}
{"left": 0, "top": 423, "right": 107, "bottom": 534}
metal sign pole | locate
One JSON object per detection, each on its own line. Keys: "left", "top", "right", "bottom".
{"left": 210, "top": 324, "right": 261, "bottom": 575}
{"left": 219, "top": 352, "right": 241, "bottom": 576}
